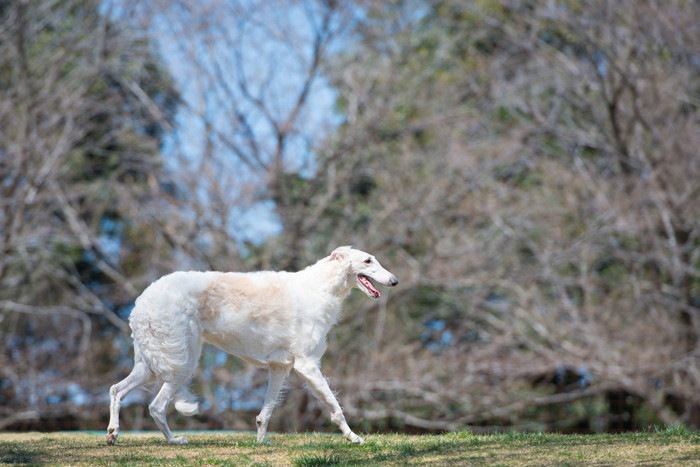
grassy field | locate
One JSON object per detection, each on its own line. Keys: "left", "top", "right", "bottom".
{"left": 1, "top": 428, "right": 698, "bottom": 466}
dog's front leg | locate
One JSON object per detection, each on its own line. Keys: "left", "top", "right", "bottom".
{"left": 293, "top": 359, "right": 364, "bottom": 445}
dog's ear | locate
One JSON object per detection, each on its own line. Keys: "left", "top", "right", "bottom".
{"left": 330, "top": 246, "right": 351, "bottom": 261}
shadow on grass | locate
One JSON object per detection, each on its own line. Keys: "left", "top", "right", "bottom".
{"left": 0, "top": 442, "right": 43, "bottom": 465}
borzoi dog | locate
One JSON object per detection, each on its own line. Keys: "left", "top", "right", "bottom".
{"left": 106, "top": 246, "right": 398, "bottom": 446}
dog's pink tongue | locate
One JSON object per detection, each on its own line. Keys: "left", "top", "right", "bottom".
{"left": 360, "top": 275, "right": 381, "bottom": 298}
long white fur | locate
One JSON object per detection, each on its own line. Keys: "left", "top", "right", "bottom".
{"left": 106, "top": 246, "right": 397, "bottom": 446}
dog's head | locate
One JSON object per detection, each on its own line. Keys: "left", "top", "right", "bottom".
{"left": 329, "top": 246, "right": 398, "bottom": 299}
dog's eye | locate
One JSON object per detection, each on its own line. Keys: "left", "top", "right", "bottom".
{"left": 364, "top": 258, "right": 372, "bottom": 264}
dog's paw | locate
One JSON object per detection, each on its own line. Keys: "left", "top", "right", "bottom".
{"left": 168, "top": 436, "right": 189, "bottom": 445}
{"left": 106, "top": 428, "right": 118, "bottom": 446}
{"left": 349, "top": 433, "right": 365, "bottom": 445}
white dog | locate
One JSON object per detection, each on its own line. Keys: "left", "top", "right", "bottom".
{"left": 106, "top": 246, "right": 397, "bottom": 446}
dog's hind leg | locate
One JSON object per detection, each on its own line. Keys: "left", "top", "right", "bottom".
{"left": 106, "top": 361, "right": 153, "bottom": 445}
{"left": 256, "top": 366, "right": 290, "bottom": 444}
{"left": 149, "top": 381, "right": 188, "bottom": 444}
{"left": 294, "top": 359, "right": 364, "bottom": 444}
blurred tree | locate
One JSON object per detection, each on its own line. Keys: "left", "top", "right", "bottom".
{"left": 271, "top": 0, "right": 700, "bottom": 433}
{"left": 3, "top": 0, "right": 696, "bottom": 435}
{"left": 105, "top": 0, "right": 699, "bottom": 434}
{"left": 115, "top": 0, "right": 356, "bottom": 273}
{"left": 0, "top": 0, "right": 177, "bottom": 429}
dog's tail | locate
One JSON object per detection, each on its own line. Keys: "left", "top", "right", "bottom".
{"left": 173, "top": 387, "right": 200, "bottom": 416}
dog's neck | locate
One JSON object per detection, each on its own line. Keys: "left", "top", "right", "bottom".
{"left": 300, "top": 256, "right": 354, "bottom": 303}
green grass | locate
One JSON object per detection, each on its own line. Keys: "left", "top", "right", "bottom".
{"left": 0, "top": 428, "right": 698, "bottom": 466}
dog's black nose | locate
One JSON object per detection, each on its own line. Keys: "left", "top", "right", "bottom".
{"left": 389, "top": 276, "right": 398, "bottom": 287}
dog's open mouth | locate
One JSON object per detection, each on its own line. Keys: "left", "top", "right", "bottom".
{"left": 358, "top": 274, "right": 381, "bottom": 299}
